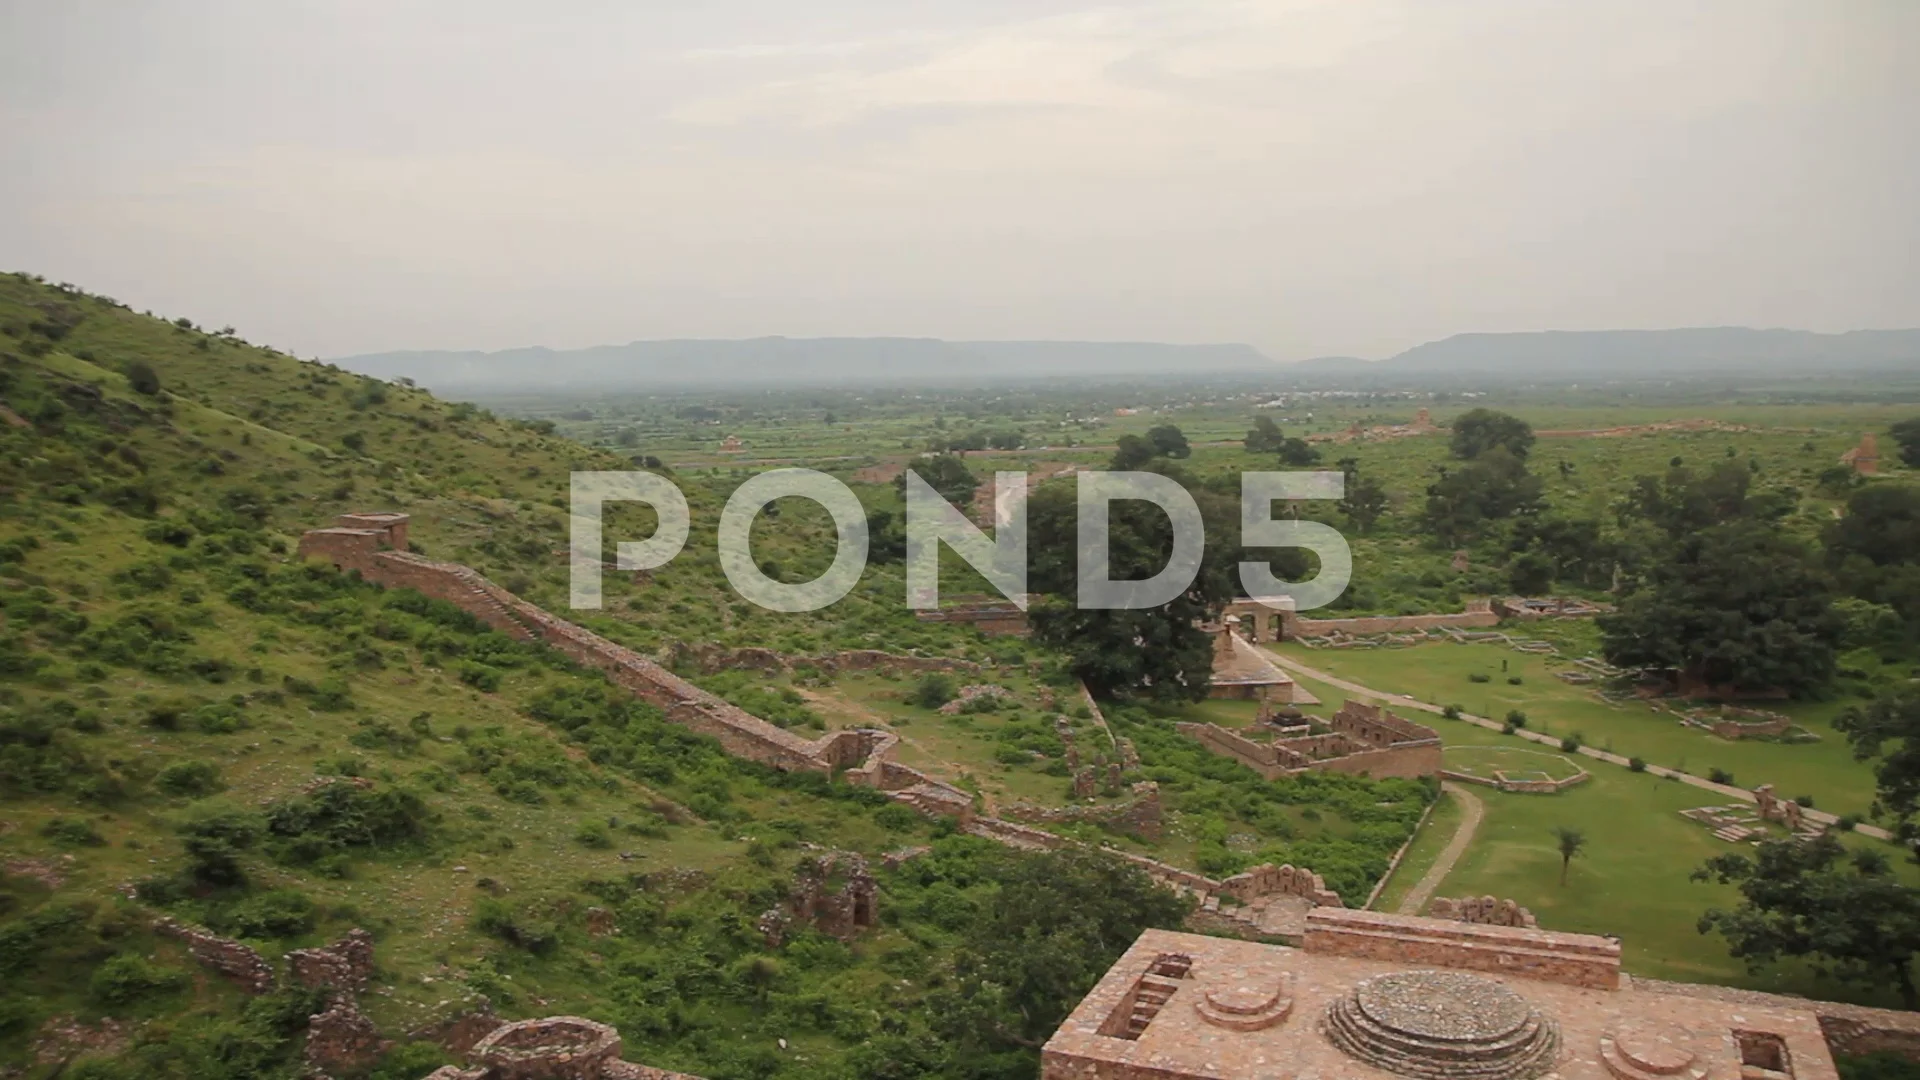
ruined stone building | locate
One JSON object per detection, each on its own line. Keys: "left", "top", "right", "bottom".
{"left": 1041, "top": 908, "right": 1916, "bottom": 1080}
{"left": 1177, "top": 700, "right": 1441, "bottom": 781}
{"left": 1204, "top": 617, "right": 1316, "bottom": 702}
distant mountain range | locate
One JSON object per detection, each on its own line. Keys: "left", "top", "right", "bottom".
{"left": 331, "top": 338, "right": 1274, "bottom": 390}
{"left": 1289, "top": 328, "right": 1920, "bottom": 380}
{"left": 331, "top": 327, "right": 1919, "bottom": 390}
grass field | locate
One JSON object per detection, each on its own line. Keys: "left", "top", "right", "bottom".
{"left": 1272, "top": 651, "right": 1916, "bottom": 1002}
{"left": 1274, "top": 639, "right": 1890, "bottom": 819}
{"left": 1443, "top": 745, "right": 1587, "bottom": 783}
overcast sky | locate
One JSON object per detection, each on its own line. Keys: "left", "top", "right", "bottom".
{"left": 2, "top": 0, "right": 1915, "bottom": 361}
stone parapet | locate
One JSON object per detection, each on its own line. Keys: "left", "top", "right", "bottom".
{"left": 1304, "top": 908, "right": 1621, "bottom": 991}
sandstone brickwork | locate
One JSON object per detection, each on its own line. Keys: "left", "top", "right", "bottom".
{"left": 297, "top": 515, "right": 975, "bottom": 824}
{"left": 152, "top": 916, "right": 276, "bottom": 994}
{"left": 288, "top": 927, "right": 376, "bottom": 996}
{"left": 1042, "top": 918, "right": 1848, "bottom": 1080}
{"left": 1005, "top": 782, "right": 1163, "bottom": 840}
{"left": 1428, "top": 895, "right": 1538, "bottom": 929}
{"left": 1176, "top": 699, "right": 1440, "bottom": 781}
{"left": 760, "top": 851, "right": 878, "bottom": 947}
{"left": 306, "top": 998, "right": 387, "bottom": 1074}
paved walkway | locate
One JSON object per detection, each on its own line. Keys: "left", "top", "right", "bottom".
{"left": 1396, "top": 782, "right": 1484, "bottom": 915}
{"left": 1264, "top": 650, "right": 1895, "bottom": 844}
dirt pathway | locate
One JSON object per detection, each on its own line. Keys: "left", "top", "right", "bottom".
{"left": 1263, "top": 650, "right": 1894, "bottom": 844}
{"left": 1396, "top": 782, "right": 1483, "bottom": 915}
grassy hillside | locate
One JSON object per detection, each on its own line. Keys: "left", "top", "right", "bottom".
{"left": 0, "top": 274, "right": 1134, "bottom": 1080}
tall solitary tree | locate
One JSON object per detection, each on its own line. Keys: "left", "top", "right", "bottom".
{"left": 1551, "top": 826, "right": 1586, "bottom": 886}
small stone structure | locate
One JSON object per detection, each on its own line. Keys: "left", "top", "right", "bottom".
{"left": 759, "top": 851, "right": 878, "bottom": 947}
{"left": 288, "top": 928, "right": 376, "bottom": 996}
{"left": 1041, "top": 912, "right": 1860, "bottom": 1080}
{"left": 298, "top": 513, "right": 975, "bottom": 824}
{"left": 1177, "top": 699, "right": 1441, "bottom": 781}
{"left": 1442, "top": 766, "right": 1591, "bottom": 795}
{"left": 152, "top": 917, "right": 276, "bottom": 994}
{"left": 937, "top": 684, "right": 1016, "bottom": 714}
{"left": 427, "top": 1016, "right": 707, "bottom": 1080}
{"left": 1005, "top": 782, "right": 1164, "bottom": 840}
{"left": 1754, "top": 784, "right": 1813, "bottom": 836}
{"left": 1324, "top": 969, "right": 1560, "bottom": 1079}
{"left": 1492, "top": 596, "right": 1609, "bottom": 620}
{"left": 1428, "top": 895, "right": 1538, "bottom": 929}
{"left": 1203, "top": 618, "right": 1317, "bottom": 702}
{"left": 1685, "top": 704, "right": 1796, "bottom": 740}
{"left": 306, "top": 998, "right": 388, "bottom": 1074}
{"left": 1841, "top": 432, "right": 1881, "bottom": 476}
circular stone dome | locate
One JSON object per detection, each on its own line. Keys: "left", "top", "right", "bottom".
{"left": 1324, "top": 971, "right": 1560, "bottom": 1080}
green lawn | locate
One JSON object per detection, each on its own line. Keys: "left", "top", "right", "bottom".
{"left": 1367, "top": 784, "right": 1464, "bottom": 913}
{"left": 1274, "top": 640, "right": 1887, "bottom": 819}
{"left": 1265, "top": 648, "right": 1915, "bottom": 1003}
{"left": 1443, "top": 745, "right": 1587, "bottom": 783}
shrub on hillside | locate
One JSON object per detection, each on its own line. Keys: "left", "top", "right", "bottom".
{"left": 156, "top": 760, "right": 222, "bottom": 797}
{"left": 89, "top": 953, "right": 186, "bottom": 1006}
{"left": 910, "top": 674, "right": 957, "bottom": 710}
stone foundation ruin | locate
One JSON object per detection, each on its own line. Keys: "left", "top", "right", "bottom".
{"left": 759, "top": 851, "right": 879, "bottom": 947}
{"left": 1177, "top": 699, "right": 1441, "bottom": 781}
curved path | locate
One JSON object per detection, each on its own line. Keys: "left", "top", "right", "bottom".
{"left": 1395, "top": 782, "right": 1484, "bottom": 915}
{"left": 1263, "top": 649, "right": 1895, "bottom": 844}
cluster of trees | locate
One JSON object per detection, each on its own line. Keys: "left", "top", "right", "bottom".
{"left": 1244, "top": 415, "right": 1320, "bottom": 466}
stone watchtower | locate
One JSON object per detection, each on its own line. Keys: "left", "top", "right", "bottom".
{"left": 296, "top": 512, "right": 411, "bottom": 575}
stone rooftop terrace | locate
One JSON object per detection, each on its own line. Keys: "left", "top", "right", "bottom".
{"left": 1042, "top": 919, "right": 1841, "bottom": 1080}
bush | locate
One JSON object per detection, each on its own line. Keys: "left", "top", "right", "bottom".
{"left": 1560, "top": 735, "right": 1581, "bottom": 752}
{"left": 89, "top": 953, "right": 187, "bottom": 1006}
{"left": 471, "top": 898, "right": 559, "bottom": 955}
{"left": 125, "top": 361, "right": 161, "bottom": 396}
{"left": 1504, "top": 710, "right": 1527, "bottom": 729}
{"left": 573, "top": 820, "right": 613, "bottom": 849}
{"left": 219, "top": 889, "right": 318, "bottom": 939}
{"left": 1468, "top": 673, "right": 1491, "bottom": 684}
{"left": 1707, "top": 767, "right": 1734, "bottom": 785}
{"left": 1506, "top": 676, "right": 1523, "bottom": 685}
{"left": 1794, "top": 794, "right": 1815, "bottom": 808}
{"left": 1838, "top": 814, "right": 1860, "bottom": 832}
{"left": 1628, "top": 757, "right": 1647, "bottom": 772}
{"left": 156, "top": 760, "right": 223, "bottom": 797}
{"left": 910, "top": 674, "right": 956, "bottom": 710}
{"left": 40, "top": 817, "right": 106, "bottom": 847}
{"left": 1442, "top": 705, "right": 1462, "bottom": 720}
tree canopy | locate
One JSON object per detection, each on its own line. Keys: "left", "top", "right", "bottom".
{"left": 1695, "top": 834, "right": 1920, "bottom": 1008}
{"left": 1026, "top": 465, "right": 1308, "bottom": 699}
{"left": 1891, "top": 418, "right": 1920, "bottom": 469}
{"left": 1598, "top": 519, "right": 1841, "bottom": 696}
{"left": 1449, "top": 408, "right": 1535, "bottom": 461}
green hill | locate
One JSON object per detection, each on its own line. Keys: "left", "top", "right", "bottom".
{"left": 0, "top": 273, "right": 1204, "bottom": 1080}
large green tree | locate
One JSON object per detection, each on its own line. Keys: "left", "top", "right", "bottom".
{"left": 935, "top": 847, "right": 1191, "bottom": 1063}
{"left": 1890, "top": 418, "right": 1920, "bottom": 468}
{"left": 1695, "top": 834, "right": 1920, "bottom": 1008}
{"left": 1835, "top": 691, "right": 1920, "bottom": 836}
{"left": 898, "top": 452, "right": 979, "bottom": 508}
{"left": 1026, "top": 465, "right": 1308, "bottom": 699}
{"left": 1422, "top": 446, "right": 1543, "bottom": 545}
{"left": 1449, "top": 408, "right": 1535, "bottom": 461}
{"left": 1599, "top": 519, "right": 1841, "bottom": 696}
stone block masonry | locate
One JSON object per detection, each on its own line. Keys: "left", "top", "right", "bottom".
{"left": 1176, "top": 699, "right": 1440, "bottom": 781}
{"left": 298, "top": 514, "right": 976, "bottom": 821}
{"left": 1303, "top": 907, "right": 1621, "bottom": 991}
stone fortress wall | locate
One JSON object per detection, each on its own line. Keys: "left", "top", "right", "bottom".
{"left": 297, "top": 515, "right": 976, "bottom": 821}
{"left": 1176, "top": 699, "right": 1441, "bottom": 781}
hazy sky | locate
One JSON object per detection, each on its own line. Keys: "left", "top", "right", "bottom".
{"left": 2, "top": 1, "right": 1915, "bottom": 361}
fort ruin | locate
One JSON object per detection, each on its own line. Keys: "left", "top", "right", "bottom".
{"left": 1176, "top": 699, "right": 1441, "bottom": 781}
{"left": 1041, "top": 910, "right": 1881, "bottom": 1080}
